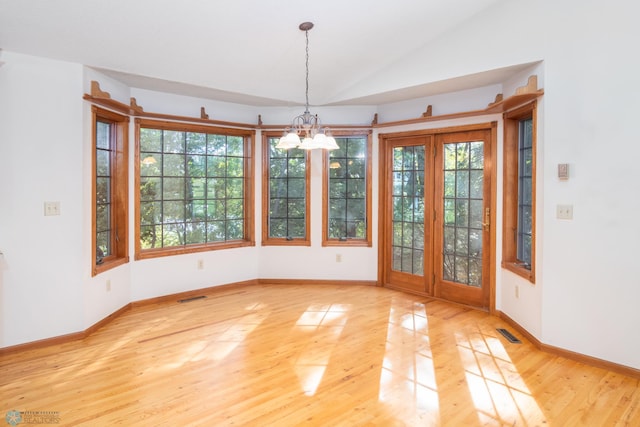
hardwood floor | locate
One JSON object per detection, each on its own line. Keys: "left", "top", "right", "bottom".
{"left": 1, "top": 284, "right": 639, "bottom": 426}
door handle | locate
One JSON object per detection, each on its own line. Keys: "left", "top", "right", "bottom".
{"left": 482, "top": 208, "right": 490, "bottom": 231}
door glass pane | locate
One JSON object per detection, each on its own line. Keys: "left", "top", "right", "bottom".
{"left": 442, "top": 141, "right": 483, "bottom": 287}
{"left": 391, "top": 146, "right": 425, "bottom": 275}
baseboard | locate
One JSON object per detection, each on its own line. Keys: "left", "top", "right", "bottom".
{"left": 131, "top": 279, "right": 259, "bottom": 307}
{"left": 258, "top": 278, "right": 378, "bottom": 287}
{"left": 0, "top": 303, "right": 131, "bottom": 356}
{"left": 498, "top": 310, "right": 640, "bottom": 380}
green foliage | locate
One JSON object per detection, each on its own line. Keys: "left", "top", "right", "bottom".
{"left": 138, "top": 128, "right": 246, "bottom": 249}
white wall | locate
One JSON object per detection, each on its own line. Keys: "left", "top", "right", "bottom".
{"left": 0, "top": 52, "right": 85, "bottom": 345}
{"left": 1, "top": 0, "right": 639, "bottom": 371}
{"left": 377, "top": 0, "right": 639, "bottom": 368}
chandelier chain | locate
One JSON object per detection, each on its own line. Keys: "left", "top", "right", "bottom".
{"left": 304, "top": 29, "right": 310, "bottom": 111}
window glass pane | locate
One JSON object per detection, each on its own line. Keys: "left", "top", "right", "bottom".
{"left": 391, "top": 145, "right": 424, "bottom": 274}
{"left": 186, "top": 132, "right": 206, "bottom": 154}
{"left": 164, "top": 131, "right": 185, "bottom": 153}
{"left": 517, "top": 118, "right": 534, "bottom": 266}
{"left": 96, "top": 122, "right": 110, "bottom": 149}
{"left": 139, "top": 126, "right": 247, "bottom": 250}
{"left": 443, "top": 141, "right": 484, "bottom": 286}
{"left": 267, "top": 137, "right": 307, "bottom": 239}
{"left": 140, "top": 128, "right": 162, "bottom": 152}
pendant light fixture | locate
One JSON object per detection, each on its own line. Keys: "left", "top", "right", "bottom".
{"left": 276, "top": 22, "right": 339, "bottom": 150}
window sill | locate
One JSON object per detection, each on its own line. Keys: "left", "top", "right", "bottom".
{"left": 261, "top": 239, "right": 311, "bottom": 247}
{"left": 322, "top": 239, "right": 372, "bottom": 247}
{"left": 136, "top": 240, "right": 255, "bottom": 260}
{"left": 502, "top": 261, "right": 535, "bottom": 284}
{"left": 93, "top": 256, "right": 129, "bottom": 277}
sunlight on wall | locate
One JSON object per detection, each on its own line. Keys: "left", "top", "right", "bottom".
{"left": 292, "top": 303, "right": 350, "bottom": 396}
{"left": 455, "top": 329, "right": 546, "bottom": 425}
{"left": 379, "top": 297, "right": 440, "bottom": 425}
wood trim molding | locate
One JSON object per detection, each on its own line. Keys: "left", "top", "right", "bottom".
{"left": 257, "top": 278, "right": 378, "bottom": 287}
{"left": 131, "top": 279, "right": 260, "bottom": 307}
{"left": 498, "top": 311, "right": 640, "bottom": 380}
{"left": 84, "top": 81, "right": 259, "bottom": 129}
{"left": 0, "top": 304, "right": 131, "bottom": 356}
{"left": 85, "top": 76, "right": 543, "bottom": 133}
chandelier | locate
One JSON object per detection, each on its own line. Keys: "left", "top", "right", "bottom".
{"left": 276, "top": 22, "right": 339, "bottom": 150}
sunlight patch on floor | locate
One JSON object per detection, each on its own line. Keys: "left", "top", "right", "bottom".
{"left": 379, "top": 297, "right": 439, "bottom": 423}
{"left": 291, "top": 304, "right": 350, "bottom": 396}
{"left": 456, "top": 329, "right": 546, "bottom": 426}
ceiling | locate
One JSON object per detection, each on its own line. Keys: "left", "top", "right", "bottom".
{"left": 0, "top": 0, "right": 517, "bottom": 107}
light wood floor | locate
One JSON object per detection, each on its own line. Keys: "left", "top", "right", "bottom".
{"left": 1, "top": 284, "right": 639, "bottom": 426}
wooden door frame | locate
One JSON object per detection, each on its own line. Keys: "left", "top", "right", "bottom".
{"left": 377, "top": 122, "right": 498, "bottom": 313}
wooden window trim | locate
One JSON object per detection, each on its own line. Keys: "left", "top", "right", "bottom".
{"left": 502, "top": 101, "right": 537, "bottom": 283}
{"left": 322, "top": 132, "right": 372, "bottom": 247}
{"left": 92, "top": 106, "right": 129, "bottom": 276}
{"left": 134, "top": 119, "right": 255, "bottom": 260}
{"left": 261, "top": 132, "right": 311, "bottom": 246}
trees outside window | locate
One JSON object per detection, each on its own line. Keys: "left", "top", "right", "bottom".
{"left": 92, "top": 106, "right": 129, "bottom": 275}
{"left": 261, "top": 133, "right": 310, "bottom": 245}
{"left": 323, "top": 134, "right": 372, "bottom": 247}
{"left": 136, "top": 119, "right": 254, "bottom": 259}
{"left": 502, "top": 102, "right": 536, "bottom": 282}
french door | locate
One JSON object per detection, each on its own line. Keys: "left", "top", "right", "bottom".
{"left": 379, "top": 126, "right": 493, "bottom": 309}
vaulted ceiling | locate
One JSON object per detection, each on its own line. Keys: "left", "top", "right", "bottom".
{"left": 0, "top": 0, "right": 519, "bottom": 106}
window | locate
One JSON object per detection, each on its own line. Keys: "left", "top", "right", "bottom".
{"left": 262, "top": 133, "right": 310, "bottom": 245}
{"left": 135, "top": 119, "right": 254, "bottom": 259}
{"left": 502, "top": 102, "right": 536, "bottom": 282}
{"left": 92, "top": 106, "right": 129, "bottom": 275}
{"left": 322, "top": 133, "right": 372, "bottom": 246}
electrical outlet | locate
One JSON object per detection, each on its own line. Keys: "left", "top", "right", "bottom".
{"left": 106, "top": 280, "right": 111, "bottom": 292}
{"left": 556, "top": 204, "right": 573, "bottom": 220}
{"left": 44, "top": 201, "right": 60, "bottom": 216}
{"left": 197, "top": 259, "right": 204, "bottom": 270}
{"left": 515, "top": 285, "right": 519, "bottom": 299}
{"left": 336, "top": 254, "right": 342, "bottom": 263}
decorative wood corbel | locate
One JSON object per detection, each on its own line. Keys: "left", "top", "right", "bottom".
{"left": 371, "top": 113, "right": 378, "bottom": 126}
{"left": 422, "top": 105, "right": 433, "bottom": 118}
{"left": 91, "top": 81, "right": 111, "bottom": 99}
{"left": 130, "top": 98, "right": 144, "bottom": 114}
{"left": 515, "top": 75, "right": 538, "bottom": 95}
{"left": 200, "top": 107, "right": 209, "bottom": 119}
{"left": 488, "top": 93, "right": 503, "bottom": 108}
{"left": 258, "top": 115, "right": 263, "bottom": 126}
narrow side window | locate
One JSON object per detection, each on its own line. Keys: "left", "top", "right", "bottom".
{"left": 502, "top": 102, "right": 536, "bottom": 282}
{"left": 92, "top": 106, "right": 129, "bottom": 275}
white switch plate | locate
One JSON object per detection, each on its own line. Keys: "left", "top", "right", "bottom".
{"left": 44, "top": 201, "right": 60, "bottom": 216}
{"left": 556, "top": 204, "right": 573, "bottom": 220}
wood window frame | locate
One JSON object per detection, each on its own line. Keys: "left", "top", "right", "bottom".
{"left": 261, "top": 132, "right": 311, "bottom": 246}
{"left": 502, "top": 101, "right": 537, "bottom": 283}
{"left": 92, "top": 106, "right": 129, "bottom": 276}
{"left": 322, "top": 131, "right": 372, "bottom": 247}
{"left": 134, "top": 119, "right": 255, "bottom": 260}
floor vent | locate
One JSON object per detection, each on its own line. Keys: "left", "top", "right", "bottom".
{"left": 178, "top": 295, "right": 207, "bottom": 303}
{"left": 497, "top": 328, "right": 522, "bottom": 344}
